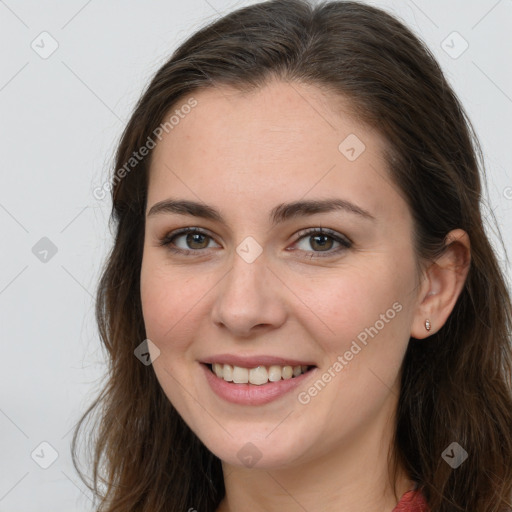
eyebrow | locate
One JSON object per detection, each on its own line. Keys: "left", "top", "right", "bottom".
{"left": 147, "top": 197, "right": 375, "bottom": 225}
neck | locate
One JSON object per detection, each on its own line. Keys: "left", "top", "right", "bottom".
{"left": 218, "top": 457, "right": 413, "bottom": 512}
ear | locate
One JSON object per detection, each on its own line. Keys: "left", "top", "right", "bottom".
{"left": 411, "top": 229, "right": 471, "bottom": 339}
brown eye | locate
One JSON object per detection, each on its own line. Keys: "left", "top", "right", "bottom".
{"left": 159, "top": 228, "right": 219, "bottom": 254}
{"left": 183, "top": 232, "right": 210, "bottom": 249}
{"left": 293, "top": 228, "right": 352, "bottom": 257}
{"left": 308, "top": 234, "right": 335, "bottom": 251}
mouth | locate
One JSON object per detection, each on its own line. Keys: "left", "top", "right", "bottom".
{"left": 205, "top": 362, "right": 316, "bottom": 386}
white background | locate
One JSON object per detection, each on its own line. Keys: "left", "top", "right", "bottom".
{"left": 0, "top": 0, "right": 511, "bottom": 510}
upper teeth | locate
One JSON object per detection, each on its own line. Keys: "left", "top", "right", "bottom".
{"left": 211, "top": 363, "right": 309, "bottom": 385}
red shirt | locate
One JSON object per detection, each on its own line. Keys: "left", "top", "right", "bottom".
{"left": 392, "top": 488, "right": 429, "bottom": 512}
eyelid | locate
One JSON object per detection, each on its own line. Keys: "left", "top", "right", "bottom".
{"left": 293, "top": 226, "right": 352, "bottom": 245}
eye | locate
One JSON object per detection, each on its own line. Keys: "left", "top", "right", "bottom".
{"left": 158, "top": 228, "right": 219, "bottom": 255}
{"left": 291, "top": 227, "right": 352, "bottom": 258}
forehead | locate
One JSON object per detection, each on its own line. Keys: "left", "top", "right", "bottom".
{"left": 146, "top": 80, "right": 403, "bottom": 224}
{"left": 152, "top": 80, "right": 378, "bottom": 159}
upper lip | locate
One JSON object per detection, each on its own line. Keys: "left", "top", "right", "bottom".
{"left": 201, "top": 354, "right": 316, "bottom": 368}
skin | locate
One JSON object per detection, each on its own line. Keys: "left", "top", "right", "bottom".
{"left": 140, "top": 80, "right": 470, "bottom": 512}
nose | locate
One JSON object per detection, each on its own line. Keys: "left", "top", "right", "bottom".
{"left": 210, "top": 250, "right": 287, "bottom": 338}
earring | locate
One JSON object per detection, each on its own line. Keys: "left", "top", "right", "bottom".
{"left": 425, "top": 319, "right": 431, "bottom": 331}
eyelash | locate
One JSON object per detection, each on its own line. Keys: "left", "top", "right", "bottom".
{"left": 158, "top": 227, "right": 352, "bottom": 258}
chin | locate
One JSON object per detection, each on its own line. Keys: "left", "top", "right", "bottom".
{"left": 195, "top": 426, "right": 313, "bottom": 470}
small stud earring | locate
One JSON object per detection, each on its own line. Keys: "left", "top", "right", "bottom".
{"left": 425, "top": 319, "right": 431, "bottom": 331}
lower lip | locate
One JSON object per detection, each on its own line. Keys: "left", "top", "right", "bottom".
{"left": 201, "top": 363, "right": 316, "bottom": 405}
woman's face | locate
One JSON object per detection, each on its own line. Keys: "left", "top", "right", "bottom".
{"left": 140, "top": 80, "right": 423, "bottom": 469}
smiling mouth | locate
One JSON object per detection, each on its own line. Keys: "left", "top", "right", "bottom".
{"left": 207, "top": 363, "right": 315, "bottom": 385}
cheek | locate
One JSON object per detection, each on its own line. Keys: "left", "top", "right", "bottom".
{"left": 293, "top": 263, "right": 413, "bottom": 428}
{"left": 140, "top": 254, "right": 221, "bottom": 363}
{"left": 140, "top": 259, "right": 202, "bottom": 413}
{"left": 140, "top": 257, "right": 193, "bottom": 349}
{"left": 302, "top": 259, "right": 412, "bottom": 355}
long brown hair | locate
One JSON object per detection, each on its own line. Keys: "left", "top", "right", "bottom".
{"left": 72, "top": 1, "right": 512, "bottom": 510}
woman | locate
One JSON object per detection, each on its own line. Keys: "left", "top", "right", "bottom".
{"left": 72, "top": 1, "right": 512, "bottom": 511}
